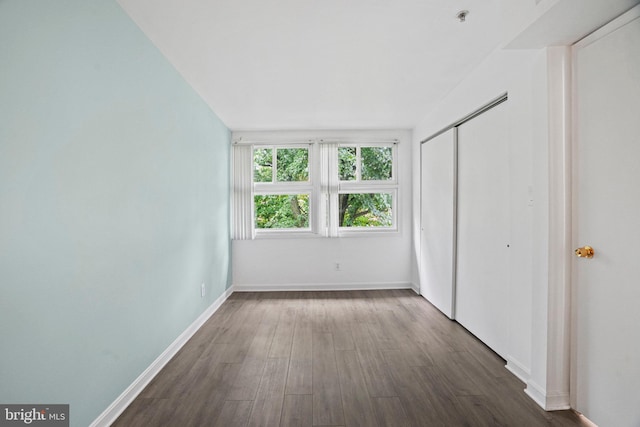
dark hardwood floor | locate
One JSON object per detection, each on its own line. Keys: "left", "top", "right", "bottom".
{"left": 113, "top": 290, "right": 589, "bottom": 426}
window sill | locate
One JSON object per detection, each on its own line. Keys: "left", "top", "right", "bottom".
{"left": 250, "top": 228, "right": 399, "bottom": 239}
{"left": 337, "top": 227, "right": 398, "bottom": 238}
{"left": 254, "top": 230, "right": 321, "bottom": 239}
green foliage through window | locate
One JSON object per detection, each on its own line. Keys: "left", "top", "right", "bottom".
{"left": 250, "top": 143, "right": 395, "bottom": 232}
{"left": 254, "top": 148, "right": 273, "bottom": 182}
{"left": 277, "top": 148, "right": 308, "bottom": 181}
{"left": 338, "top": 147, "right": 356, "bottom": 181}
{"left": 254, "top": 147, "right": 309, "bottom": 183}
{"left": 339, "top": 193, "right": 392, "bottom": 227}
{"left": 255, "top": 194, "right": 309, "bottom": 229}
{"left": 338, "top": 146, "right": 393, "bottom": 182}
{"left": 361, "top": 147, "right": 392, "bottom": 180}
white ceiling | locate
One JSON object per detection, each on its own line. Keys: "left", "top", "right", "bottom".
{"left": 117, "top": 0, "right": 505, "bottom": 130}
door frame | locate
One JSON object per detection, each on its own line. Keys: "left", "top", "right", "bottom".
{"left": 522, "top": 45, "right": 573, "bottom": 411}
{"left": 526, "top": 4, "right": 640, "bottom": 413}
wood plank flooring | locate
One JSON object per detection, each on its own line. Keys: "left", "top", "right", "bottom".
{"left": 114, "top": 290, "right": 589, "bottom": 427}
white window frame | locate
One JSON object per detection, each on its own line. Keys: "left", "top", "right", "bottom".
{"left": 231, "top": 138, "right": 399, "bottom": 240}
{"left": 252, "top": 144, "right": 317, "bottom": 238}
{"left": 334, "top": 142, "right": 398, "bottom": 236}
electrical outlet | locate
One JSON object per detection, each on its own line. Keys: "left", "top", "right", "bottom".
{"left": 335, "top": 263, "right": 341, "bottom": 271}
{"left": 201, "top": 282, "right": 205, "bottom": 298}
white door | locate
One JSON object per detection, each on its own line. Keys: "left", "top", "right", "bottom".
{"left": 572, "top": 7, "right": 640, "bottom": 427}
{"left": 456, "top": 101, "right": 510, "bottom": 357}
{"left": 420, "top": 129, "right": 456, "bottom": 319}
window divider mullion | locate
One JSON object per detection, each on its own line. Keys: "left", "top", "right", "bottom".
{"left": 272, "top": 147, "right": 277, "bottom": 183}
{"left": 356, "top": 145, "right": 361, "bottom": 182}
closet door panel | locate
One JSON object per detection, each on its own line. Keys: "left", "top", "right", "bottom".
{"left": 456, "top": 102, "right": 510, "bottom": 357}
{"left": 420, "top": 129, "right": 456, "bottom": 318}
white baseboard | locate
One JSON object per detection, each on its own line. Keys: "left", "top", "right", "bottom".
{"left": 505, "top": 356, "right": 530, "bottom": 383}
{"left": 525, "top": 380, "right": 571, "bottom": 411}
{"left": 525, "top": 381, "right": 546, "bottom": 409}
{"left": 89, "top": 286, "right": 235, "bottom": 427}
{"left": 231, "top": 281, "right": 414, "bottom": 292}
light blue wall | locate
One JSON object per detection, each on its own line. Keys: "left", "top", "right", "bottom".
{"left": 0, "top": 1, "right": 231, "bottom": 426}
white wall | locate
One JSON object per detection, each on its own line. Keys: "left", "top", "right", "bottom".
{"left": 232, "top": 129, "right": 415, "bottom": 291}
{"left": 412, "top": 47, "right": 550, "bottom": 381}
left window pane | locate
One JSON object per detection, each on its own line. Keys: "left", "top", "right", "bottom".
{"left": 255, "top": 194, "right": 310, "bottom": 229}
{"left": 254, "top": 148, "right": 273, "bottom": 182}
{"left": 276, "top": 148, "right": 309, "bottom": 182}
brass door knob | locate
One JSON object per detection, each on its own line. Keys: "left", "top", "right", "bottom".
{"left": 575, "top": 246, "right": 594, "bottom": 258}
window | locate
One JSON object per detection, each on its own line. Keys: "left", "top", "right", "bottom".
{"left": 252, "top": 146, "right": 312, "bottom": 234}
{"left": 232, "top": 139, "right": 398, "bottom": 239}
{"left": 336, "top": 145, "right": 396, "bottom": 231}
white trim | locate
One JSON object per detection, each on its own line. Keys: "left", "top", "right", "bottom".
{"left": 545, "top": 393, "right": 571, "bottom": 411}
{"left": 89, "top": 286, "right": 235, "bottom": 427}
{"left": 233, "top": 138, "right": 316, "bottom": 146}
{"left": 337, "top": 229, "right": 399, "bottom": 238}
{"left": 233, "top": 138, "right": 400, "bottom": 146}
{"left": 320, "top": 138, "right": 400, "bottom": 145}
{"left": 542, "top": 44, "right": 572, "bottom": 411}
{"left": 505, "top": 356, "right": 531, "bottom": 383}
{"left": 525, "top": 381, "right": 547, "bottom": 409}
{"left": 525, "top": 380, "right": 571, "bottom": 411}
{"left": 253, "top": 230, "right": 321, "bottom": 239}
{"left": 573, "top": 4, "right": 640, "bottom": 49}
{"left": 232, "top": 282, "right": 414, "bottom": 292}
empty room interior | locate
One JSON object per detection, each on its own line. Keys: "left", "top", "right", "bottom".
{"left": 2, "top": 0, "right": 639, "bottom": 426}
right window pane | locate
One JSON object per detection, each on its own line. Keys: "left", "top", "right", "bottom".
{"left": 361, "top": 146, "right": 392, "bottom": 180}
{"left": 338, "top": 193, "right": 393, "bottom": 227}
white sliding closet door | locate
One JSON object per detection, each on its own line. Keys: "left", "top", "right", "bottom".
{"left": 420, "top": 129, "right": 456, "bottom": 318}
{"left": 456, "top": 101, "right": 510, "bottom": 357}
